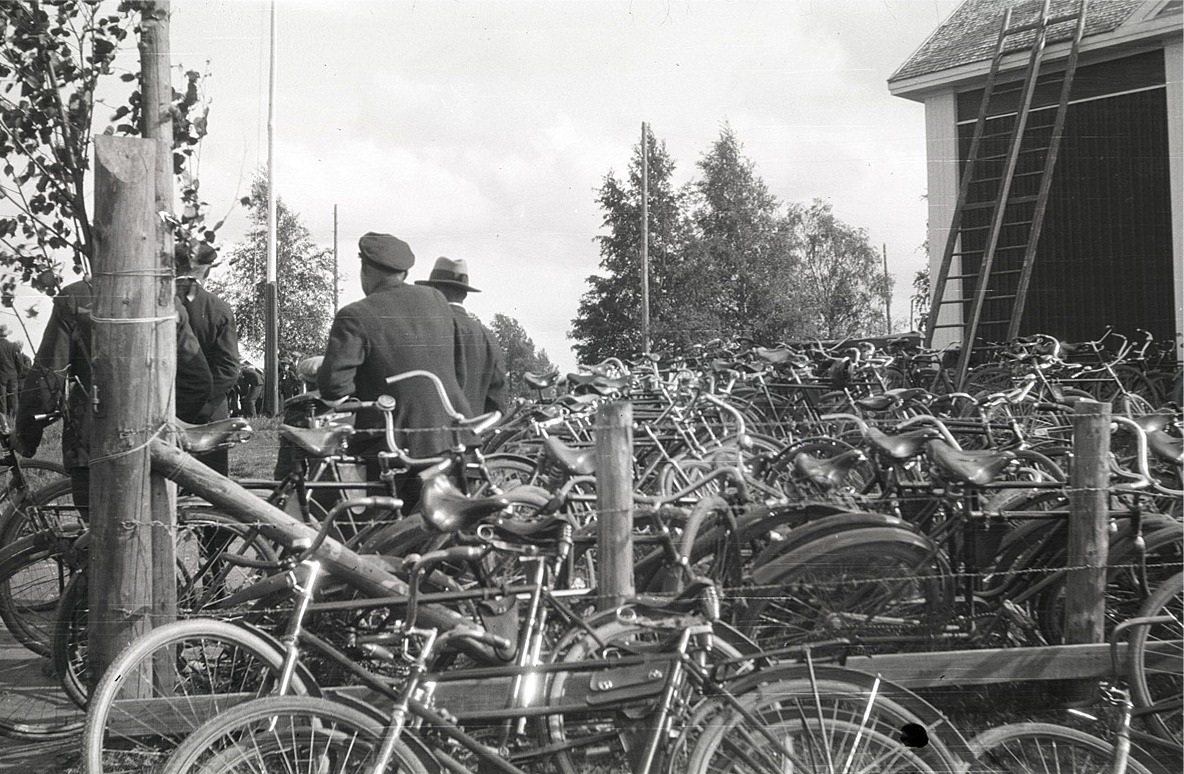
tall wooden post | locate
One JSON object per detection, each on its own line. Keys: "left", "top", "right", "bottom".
{"left": 137, "top": 0, "right": 177, "bottom": 632}
{"left": 640, "top": 122, "right": 651, "bottom": 355}
{"left": 1064, "top": 399, "right": 1111, "bottom": 700}
{"left": 89, "top": 136, "right": 162, "bottom": 679}
{"left": 595, "top": 401, "right": 635, "bottom": 609}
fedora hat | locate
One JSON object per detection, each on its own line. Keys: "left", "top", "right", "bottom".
{"left": 415, "top": 257, "right": 481, "bottom": 293}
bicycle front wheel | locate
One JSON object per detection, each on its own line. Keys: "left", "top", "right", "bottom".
{"left": 159, "top": 695, "right": 429, "bottom": 774}
{"left": 969, "top": 721, "right": 1153, "bottom": 774}
{"left": 82, "top": 617, "right": 309, "bottom": 774}
{"left": 1129, "top": 571, "right": 1183, "bottom": 746}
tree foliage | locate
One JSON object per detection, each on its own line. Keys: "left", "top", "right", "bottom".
{"left": 686, "top": 124, "right": 800, "bottom": 344}
{"left": 911, "top": 265, "right": 930, "bottom": 335}
{"left": 207, "top": 172, "right": 334, "bottom": 362}
{"left": 569, "top": 127, "right": 701, "bottom": 364}
{"left": 0, "top": 0, "right": 216, "bottom": 309}
{"left": 791, "top": 199, "right": 891, "bottom": 340}
{"left": 489, "top": 313, "right": 555, "bottom": 399}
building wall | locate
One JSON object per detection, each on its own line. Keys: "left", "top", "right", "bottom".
{"left": 923, "top": 45, "right": 1181, "bottom": 351}
{"left": 925, "top": 93, "right": 962, "bottom": 350}
{"left": 1167, "top": 38, "right": 1183, "bottom": 358}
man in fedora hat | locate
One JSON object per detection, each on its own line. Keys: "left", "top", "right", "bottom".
{"left": 175, "top": 241, "right": 242, "bottom": 475}
{"left": 416, "top": 257, "right": 506, "bottom": 418}
{"left": 318, "top": 233, "right": 472, "bottom": 508}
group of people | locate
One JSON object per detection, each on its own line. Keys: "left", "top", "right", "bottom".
{"left": 0, "top": 326, "right": 32, "bottom": 420}
{"left": 11, "top": 231, "right": 507, "bottom": 513}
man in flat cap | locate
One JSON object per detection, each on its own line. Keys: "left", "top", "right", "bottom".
{"left": 318, "top": 233, "right": 472, "bottom": 508}
{"left": 416, "top": 257, "right": 506, "bottom": 418}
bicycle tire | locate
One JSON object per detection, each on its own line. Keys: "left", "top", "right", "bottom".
{"left": 684, "top": 690, "right": 962, "bottom": 774}
{"left": 969, "top": 721, "right": 1154, "bottom": 774}
{"left": 51, "top": 510, "right": 281, "bottom": 708}
{"left": 159, "top": 695, "right": 429, "bottom": 774}
{"left": 81, "top": 617, "right": 312, "bottom": 774}
{"left": 1129, "top": 570, "right": 1182, "bottom": 746}
{"left": 0, "top": 525, "right": 83, "bottom": 656}
{"left": 740, "top": 526, "right": 953, "bottom": 652}
{"left": 0, "top": 461, "right": 73, "bottom": 545}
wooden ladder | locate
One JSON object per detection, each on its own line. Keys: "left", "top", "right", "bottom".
{"left": 924, "top": 0, "right": 1089, "bottom": 389}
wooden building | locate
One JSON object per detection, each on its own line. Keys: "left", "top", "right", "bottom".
{"left": 889, "top": 0, "right": 1182, "bottom": 352}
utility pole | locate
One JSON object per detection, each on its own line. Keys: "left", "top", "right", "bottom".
{"left": 333, "top": 204, "right": 339, "bottom": 313}
{"left": 263, "top": 0, "right": 279, "bottom": 415}
{"left": 883, "top": 243, "right": 891, "bottom": 336}
{"left": 640, "top": 122, "right": 650, "bottom": 355}
{"left": 88, "top": 0, "right": 177, "bottom": 681}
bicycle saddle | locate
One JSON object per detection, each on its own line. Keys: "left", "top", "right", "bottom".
{"left": 175, "top": 417, "right": 254, "bottom": 454}
{"left": 524, "top": 370, "right": 560, "bottom": 390}
{"left": 279, "top": 423, "right": 354, "bottom": 457}
{"left": 1134, "top": 412, "right": 1176, "bottom": 434}
{"left": 926, "top": 440, "right": 1016, "bottom": 486}
{"left": 543, "top": 437, "right": 597, "bottom": 476}
{"left": 855, "top": 388, "right": 929, "bottom": 412}
{"left": 1148, "top": 430, "right": 1183, "bottom": 465}
{"left": 793, "top": 449, "right": 866, "bottom": 490}
{"left": 419, "top": 474, "right": 510, "bottom": 534}
{"left": 529, "top": 404, "right": 567, "bottom": 422}
{"left": 866, "top": 426, "right": 937, "bottom": 460}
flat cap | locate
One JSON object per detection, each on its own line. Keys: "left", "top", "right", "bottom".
{"left": 359, "top": 232, "right": 415, "bottom": 271}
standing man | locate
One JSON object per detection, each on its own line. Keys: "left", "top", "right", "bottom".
{"left": 0, "top": 325, "right": 21, "bottom": 419}
{"left": 175, "top": 244, "right": 241, "bottom": 475}
{"left": 318, "top": 233, "right": 472, "bottom": 509}
{"left": 14, "top": 277, "right": 213, "bottom": 512}
{"left": 415, "top": 257, "right": 507, "bottom": 417}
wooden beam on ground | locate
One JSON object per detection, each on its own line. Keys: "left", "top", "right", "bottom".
{"left": 146, "top": 440, "right": 494, "bottom": 662}
{"left": 89, "top": 135, "right": 162, "bottom": 681}
{"left": 595, "top": 401, "right": 634, "bottom": 609}
{"left": 843, "top": 640, "right": 1179, "bottom": 688}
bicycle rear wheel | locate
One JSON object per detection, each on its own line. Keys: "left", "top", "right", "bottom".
{"left": 82, "top": 617, "right": 310, "bottom": 774}
{"left": 0, "top": 464, "right": 74, "bottom": 545}
{"left": 159, "top": 695, "right": 429, "bottom": 774}
{"left": 969, "top": 721, "right": 1153, "bottom": 773}
{"left": 0, "top": 525, "right": 83, "bottom": 656}
{"left": 1129, "top": 571, "right": 1183, "bottom": 746}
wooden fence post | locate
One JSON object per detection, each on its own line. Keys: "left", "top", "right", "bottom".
{"left": 89, "top": 135, "right": 163, "bottom": 680}
{"left": 1065, "top": 399, "right": 1111, "bottom": 654}
{"left": 595, "top": 401, "right": 635, "bottom": 610}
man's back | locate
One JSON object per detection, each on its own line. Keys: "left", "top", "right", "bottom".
{"left": 319, "top": 281, "right": 471, "bottom": 457}
{"left": 450, "top": 306, "right": 507, "bottom": 416}
{"left": 180, "top": 282, "right": 240, "bottom": 420}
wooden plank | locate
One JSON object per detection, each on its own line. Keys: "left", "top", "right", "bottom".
{"left": 843, "top": 640, "right": 1180, "bottom": 688}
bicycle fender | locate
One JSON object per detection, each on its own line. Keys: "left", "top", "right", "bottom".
{"left": 751, "top": 525, "right": 942, "bottom": 587}
{"left": 751, "top": 510, "right": 913, "bottom": 570}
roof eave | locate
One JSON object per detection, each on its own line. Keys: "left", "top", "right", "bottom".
{"left": 888, "top": 13, "right": 1183, "bottom": 102}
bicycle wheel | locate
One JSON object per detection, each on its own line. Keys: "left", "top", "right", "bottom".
{"left": 52, "top": 511, "right": 280, "bottom": 708}
{"left": 685, "top": 704, "right": 959, "bottom": 773}
{"left": 0, "top": 462, "right": 73, "bottom": 545}
{"left": 968, "top": 721, "right": 1153, "bottom": 774}
{"left": 82, "top": 617, "right": 311, "bottom": 774}
{"left": 740, "top": 527, "right": 953, "bottom": 652}
{"left": 159, "top": 695, "right": 429, "bottom": 774}
{"left": 0, "top": 525, "right": 83, "bottom": 656}
{"left": 1129, "top": 571, "right": 1182, "bottom": 746}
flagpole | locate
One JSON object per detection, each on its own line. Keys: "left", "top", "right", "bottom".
{"left": 263, "top": 0, "right": 279, "bottom": 413}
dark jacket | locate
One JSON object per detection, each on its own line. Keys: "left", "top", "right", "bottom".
{"left": 318, "top": 277, "right": 472, "bottom": 457}
{"left": 178, "top": 280, "right": 241, "bottom": 420}
{"left": 0, "top": 339, "right": 21, "bottom": 383}
{"left": 15, "top": 279, "right": 213, "bottom": 469}
{"left": 450, "top": 304, "right": 507, "bottom": 416}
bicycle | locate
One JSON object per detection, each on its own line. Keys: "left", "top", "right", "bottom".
{"left": 155, "top": 546, "right": 974, "bottom": 774}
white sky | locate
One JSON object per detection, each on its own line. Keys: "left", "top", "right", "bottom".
{"left": 6, "top": 0, "right": 964, "bottom": 371}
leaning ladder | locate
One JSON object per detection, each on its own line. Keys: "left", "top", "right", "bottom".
{"left": 924, "top": 0, "right": 1089, "bottom": 389}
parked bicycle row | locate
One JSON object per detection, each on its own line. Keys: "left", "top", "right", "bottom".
{"left": 0, "top": 360, "right": 1177, "bottom": 771}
